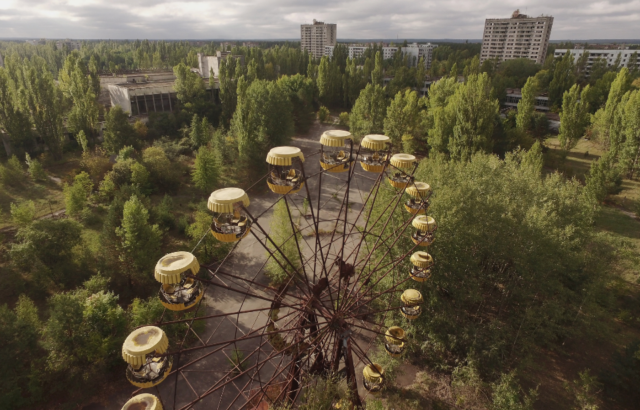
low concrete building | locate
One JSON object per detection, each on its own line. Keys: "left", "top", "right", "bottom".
{"left": 323, "top": 42, "right": 437, "bottom": 68}
{"left": 99, "top": 71, "right": 177, "bottom": 108}
{"left": 504, "top": 88, "right": 550, "bottom": 111}
{"left": 553, "top": 49, "right": 640, "bottom": 75}
{"left": 197, "top": 51, "right": 245, "bottom": 79}
{"left": 108, "top": 77, "right": 219, "bottom": 116}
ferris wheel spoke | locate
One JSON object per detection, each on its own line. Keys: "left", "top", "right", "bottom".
{"left": 182, "top": 322, "right": 331, "bottom": 410}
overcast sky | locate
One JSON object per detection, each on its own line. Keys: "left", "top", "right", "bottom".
{"left": 0, "top": 0, "right": 638, "bottom": 40}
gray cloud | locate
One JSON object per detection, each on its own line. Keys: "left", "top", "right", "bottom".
{"left": 0, "top": 0, "right": 638, "bottom": 39}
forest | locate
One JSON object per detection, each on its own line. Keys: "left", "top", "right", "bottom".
{"left": 1, "top": 38, "right": 640, "bottom": 410}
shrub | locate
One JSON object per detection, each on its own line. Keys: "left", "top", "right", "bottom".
{"left": 0, "top": 155, "right": 26, "bottom": 187}
{"left": 10, "top": 200, "right": 36, "bottom": 227}
{"left": 318, "top": 106, "right": 330, "bottom": 123}
{"left": 338, "top": 112, "right": 350, "bottom": 127}
{"left": 25, "top": 153, "right": 47, "bottom": 181}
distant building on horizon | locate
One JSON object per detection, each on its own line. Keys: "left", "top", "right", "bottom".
{"left": 553, "top": 48, "right": 640, "bottom": 75}
{"left": 301, "top": 20, "right": 337, "bottom": 59}
{"left": 480, "top": 10, "right": 553, "bottom": 66}
{"left": 56, "top": 39, "right": 81, "bottom": 51}
{"left": 196, "top": 51, "right": 245, "bottom": 79}
{"left": 323, "top": 42, "right": 437, "bottom": 69}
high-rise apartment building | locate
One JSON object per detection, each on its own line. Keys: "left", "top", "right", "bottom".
{"left": 480, "top": 10, "right": 553, "bottom": 65}
{"left": 301, "top": 20, "right": 337, "bottom": 59}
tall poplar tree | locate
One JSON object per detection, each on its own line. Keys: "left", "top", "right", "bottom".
{"left": 559, "top": 84, "right": 591, "bottom": 152}
{"left": 516, "top": 77, "right": 538, "bottom": 132}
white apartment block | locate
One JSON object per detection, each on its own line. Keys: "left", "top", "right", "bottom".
{"left": 480, "top": 10, "right": 553, "bottom": 65}
{"left": 553, "top": 49, "right": 640, "bottom": 74}
{"left": 301, "top": 20, "right": 337, "bottom": 59}
{"left": 323, "top": 42, "right": 437, "bottom": 69}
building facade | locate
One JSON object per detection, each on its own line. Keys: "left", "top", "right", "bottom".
{"left": 197, "top": 51, "right": 245, "bottom": 79}
{"left": 553, "top": 49, "right": 640, "bottom": 74}
{"left": 323, "top": 42, "right": 437, "bottom": 68}
{"left": 301, "top": 20, "right": 337, "bottom": 59}
{"left": 480, "top": 10, "right": 553, "bottom": 65}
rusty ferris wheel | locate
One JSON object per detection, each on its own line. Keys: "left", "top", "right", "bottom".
{"left": 119, "top": 130, "right": 438, "bottom": 410}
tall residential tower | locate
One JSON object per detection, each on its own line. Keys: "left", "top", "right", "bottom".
{"left": 480, "top": 10, "right": 553, "bottom": 66}
{"left": 301, "top": 20, "right": 337, "bottom": 59}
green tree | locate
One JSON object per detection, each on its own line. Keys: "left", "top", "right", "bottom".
{"left": 192, "top": 145, "right": 220, "bottom": 192}
{"left": 219, "top": 59, "right": 238, "bottom": 128}
{"left": 384, "top": 89, "right": 424, "bottom": 149}
{"left": 42, "top": 281, "right": 127, "bottom": 382}
{"left": 277, "top": 74, "right": 317, "bottom": 134}
{"left": 173, "top": 62, "right": 206, "bottom": 109}
{"left": 549, "top": 51, "right": 576, "bottom": 107}
{"left": 559, "top": 84, "right": 591, "bottom": 152}
{"left": 592, "top": 68, "right": 630, "bottom": 150}
{"left": 142, "top": 146, "right": 180, "bottom": 191}
{"left": 25, "top": 153, "right": 46, "bottom": 181}
{"left": 115, "top": 195, "right": 163, "bottom": 279}
{"left": 18, "top": 58, "right": 66, "bottom": 159}
{"left": 103, "top": 105, "right": 138, "bottom": 154}
{"left": 425, "top": 76, "right": 461, "bottom": 153}
{"left": 516, "top": 77, "right": 539, "bottom": 132}
{"left": 0, "top": 295, "right": 43, "bottom": 409}
{"left": 447, "top": 73, "right": 500, "bottom": 160}
{"left": 189, "top": 114, "right": 210, "bottom": 148}
{"left": 10, "top": 219, "right": 85, "bottom": 288}
{"left": 620, "top": 90, "right": 640, "bottom": 178}
{"left": 371, "top": 51, "right": 383, "bottom": 86}
{"left": 266, "top": 199, "right": 300, "bottom": 286}
{"left": 10, "top": 200, "right": 36, "bottom": 227}
{"left": 368, "top": 150, "right": 604, "bottom": 374}
{"left": 186, "top": 210, "right": 231, "bottom": 262}
{"left": 0, "top": 68, "right": 34, "bottom": 154}
{"left": 63, "top": 171, "right": 93, "bottom": 218}
{"left": 60, "top": 54, "right": 99, "bottom": 140}
{"left": 231, "top": 78, "right": 294, "bottom": 179}
{"left": 349, "top": 84, "right": 387, "bottom": 139}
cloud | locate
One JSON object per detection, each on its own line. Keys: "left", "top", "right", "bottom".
{"left": 0, "top": 0, "right": 638, "bottom": 39}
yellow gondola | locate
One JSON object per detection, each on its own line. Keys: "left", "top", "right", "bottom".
{"left": 122, "top": 394, "right": 163, "bottom": 410}
{"left": 404, "top": 181, "right": 431, "bottom": 215}
{"left": 388, "top": 153, "right": 416, "bottom": 189}
{"left": 360, "top": 134, "right": 390, "bottom": 173}
{"left": 411, "top": 215, "right": 437, "bottom": 246}
{"left": 409, "top": 251, "right": 434, "bottom": 282}
{"left": 384, "top": 326, "right": 406, "bottom": 358}
{"left": 122, "top": 326, "right": 173, "bottom": 388}
{"left": 400, "top": 289, "right": 424, "bottom": 320}
{"left": 320, "top": 130, "right": 352, "bottom": 173}
{"left": 154, "top": 251, "right": 204, "bottom": 311}
{"left": 266, "top": 146, "right": 306, "bottom": 195}
{"left": 208, "top": 188, "right": 251, "bottom": 242}
{"left": 362, "top": 363, "right": 384, "bottom": 393}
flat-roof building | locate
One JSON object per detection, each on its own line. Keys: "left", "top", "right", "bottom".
{"left": 301, "top": 20, "right": 337, "bottom": 59}
{"left": 480, "top": 10, "right": 553, "bottom": 65}
{"left": 553, "top": 49, "right": 640, "bottom": 75}
{"left": 323, "top": 42, "right": 437, "bottom": 69}
{"left": 197, "top": 51, "right": 245, "bottom": 79}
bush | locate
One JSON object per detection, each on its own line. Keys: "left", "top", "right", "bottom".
{"left": 318, "top": 106, "right": 330, "bottom": 123}
{"left": 491, "top": 372, "right": 537, "bottom": 410}
{"left": 10, "top": 200, "right": 36, "bottom": 227}
{"left": 338, "top": 112, "right": 350, "bottom": 127}
{"left": 81, "top": 148, "right": 112, "bottom": 185}
{"left": 25, "top": 153, "right": 47, "bottom": 182}
{"left": 142, "top": 146, "right": 180, "bottom": 192}
{"left": 0, "top": 155, "right": 26, "bottom": 187}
